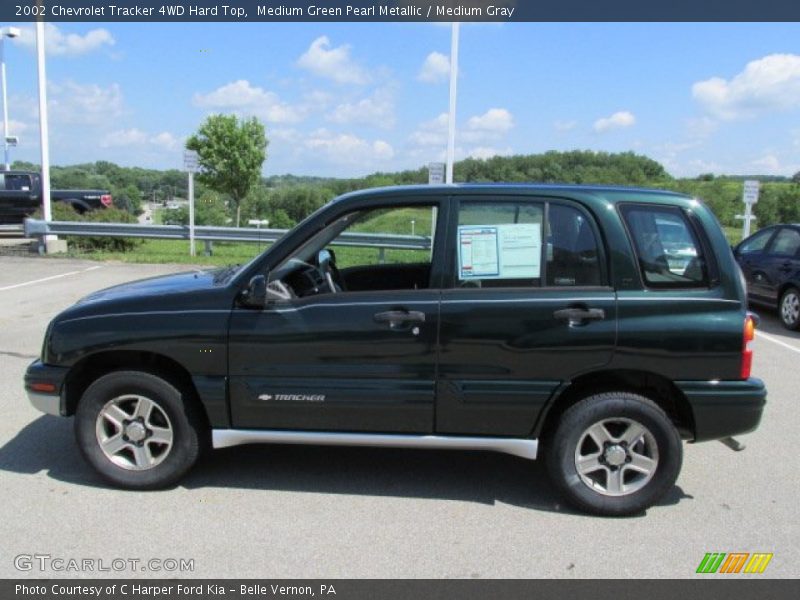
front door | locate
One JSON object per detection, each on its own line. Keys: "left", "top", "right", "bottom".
{"left": 228, "top": 201, "right": 445, "bottom": 433}
{"left": 436, "top": 197, "right": 617, "bottom": 436}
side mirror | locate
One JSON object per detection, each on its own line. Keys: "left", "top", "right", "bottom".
{"left": 241, "top": 275, "right": 267, "bottom": 308}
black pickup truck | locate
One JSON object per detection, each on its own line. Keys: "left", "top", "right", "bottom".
{"left": 24, "top": 184, "right": 766, "bottom": 515}
{"left": 0, "top": 170, "right": 112, "bottom": 224}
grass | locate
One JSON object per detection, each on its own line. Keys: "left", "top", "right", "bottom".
{"left": 59, "top": 239, "right": 266, "bottom": 266}
{"left": 723, "top": 226, "right": 745, "bottom": 246}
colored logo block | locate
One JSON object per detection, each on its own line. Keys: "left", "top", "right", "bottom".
{"left": 696, "top": 552, "right": 773, "bottom": 574}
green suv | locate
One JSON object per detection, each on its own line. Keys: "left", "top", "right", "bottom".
{"left": 25, "top": 185, "right": 766, "bottom": 515}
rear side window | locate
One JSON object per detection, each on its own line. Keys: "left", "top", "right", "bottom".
{"left": 454, "top": 201, "right": 604, "bottom": 288}
{"left": 621, "top": 205, "right": 708, "bottom": 288}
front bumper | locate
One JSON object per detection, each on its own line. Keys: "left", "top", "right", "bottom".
{"left": 24, "top": 360, "right": 69, "bottom": 417}
{"left": 676, "top": 378, "right": 766, "bottom": 442}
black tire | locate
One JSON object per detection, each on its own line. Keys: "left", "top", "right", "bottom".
{"left": 545, "top": 392, "right": 682, "bottom": 516}
{"left": 75, "top": 371, "right": 206, "bottom": 489}
{"left": 779, "top": 287, "right": 800, "bottom": 330}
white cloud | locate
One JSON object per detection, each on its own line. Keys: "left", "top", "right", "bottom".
{"left": 749, "top": 154, "right": 799, "bottom": 176}
{"left": 418, "top": 52, "right": 450, "bottom": 84}
{"left": 409, "top": 109, "right": 514, "bottom": 149}
{"left": 101, "top": 129, "right": 180, "bottom": 150}
{"left": 328, "top": 88, "right": 395, "bottom": 129}
{"left": 466, "top": 146, "right": 513, "bottom": 160}
{"left": 0, "top": 119, "right": 28, "bottom": 137}
{"left": 466, "top": 108, "right": 514, "bottom": 134}
{"left": 408, "top": 113, "right": 449, "bottom": 147}
{"left": 553, "top": 120, "right": 577, "bottom": 132}
{"left": 693, "top": 54, "right": 800, "bottom": 120}
{"left": 593, "top": 111, "right": 636, "bottom": 133}
{"left": 14, "top": 24, "right": 114, "bottom": 57}
{"left": 685, "top": 116, "right": 718, "bottom": 140}
{"left": 297, "top": 36, "right": 368, "bottom": 85}
{"left": 101, "top": 129, "right": 148, "bottom": 147}
{"left": 150, "top": 132, "right": 179, "bottom": 150}
{"left": 193, "top": 80, "right": 304, "bottom": 123}
{"left": 49, "top": 81, "right": 124, "bottom": 125}
{"left": 304, "top": 129, "right": 394, "bottom": 164}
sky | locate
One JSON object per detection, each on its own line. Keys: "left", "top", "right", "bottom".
{"left": 0, "top": 21, "right": 799, "bottom": 178}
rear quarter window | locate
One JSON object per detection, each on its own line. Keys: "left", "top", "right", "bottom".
{"left": 620, "top": 204, "right": 709, "bottom": 289}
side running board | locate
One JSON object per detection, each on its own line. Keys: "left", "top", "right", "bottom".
{"left": 212, "top": 429, "right": 539, "bottom": 460}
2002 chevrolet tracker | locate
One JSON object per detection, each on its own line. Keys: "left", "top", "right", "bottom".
{"left": 25, "top": 185, "right": 766, "bottom": 515}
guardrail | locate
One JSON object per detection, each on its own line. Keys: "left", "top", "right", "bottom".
{"left": 23, "top": 219, "right": 432, "bottom": 256}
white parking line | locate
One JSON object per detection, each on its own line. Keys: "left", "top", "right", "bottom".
{"left": 757, "top": 330, "right": 800, "bottom": 355}
{"left": 0, "top": 265, "right": 102, "bottom": 291}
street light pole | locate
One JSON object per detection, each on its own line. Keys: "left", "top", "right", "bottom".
{"left": 445, "top": 22, "right": 459, "bottom": 185}
{"left": 0, "top": 27, "right": 21, "bottom": 171}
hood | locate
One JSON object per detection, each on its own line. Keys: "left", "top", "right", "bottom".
{"left": 66, "top": 266, "right": 239, "bottom": 316}
{"left": 79, "top": 270, "right": 212, "bottom": 303}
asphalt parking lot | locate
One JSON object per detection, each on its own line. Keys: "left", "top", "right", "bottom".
{"left": 0, "top": 256, "right": 797, "bottom": 579}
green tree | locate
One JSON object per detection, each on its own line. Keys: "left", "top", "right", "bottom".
{"left": 186, "top": 114, "right": 268, "bottom": 227}
{"left": 792, "top": 171, "right": 800, "bottom": 185}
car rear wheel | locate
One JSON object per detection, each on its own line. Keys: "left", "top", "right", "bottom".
{"left": 75, "top": 371, "right": 205, "bottom": 489}
{"left": 779, "top": 287, "right": 800, "bottom": 330}
{"left": 546, "top": 392, "right": 682, "bottom": 516}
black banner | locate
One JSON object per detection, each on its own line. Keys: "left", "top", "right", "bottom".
{"left": 4, "top": 579, "right": 800, "bottom": 600}
{"left": 2, "top": 0, "right": 800, "bottom": 23}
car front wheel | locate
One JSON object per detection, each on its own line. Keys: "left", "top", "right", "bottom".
{"left": 546, "top": 392, "right": 682, "bottom": 516}
{"left": 75, "top": 370, "right": 205, "bottom": 489}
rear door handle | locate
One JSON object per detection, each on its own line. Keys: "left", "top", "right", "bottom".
{"left": 374, "top": 310, "right": 426, "bottom": 326}
{"left": 553, "top": 307, "right": 606, "bottom": 323}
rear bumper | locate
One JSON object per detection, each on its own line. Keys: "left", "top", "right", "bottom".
{"left": 676, "top": 378, "right": 766, "bottom": 442}
{"left": 24, "top": 360, "right": 69, "bottom": 417}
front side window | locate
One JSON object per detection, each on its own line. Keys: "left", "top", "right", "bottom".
{"left": 454, "top": 201, "right": 604, "bottom": 288}
{"left": 4, "top": 174, "right": 32, "bottom": 191}
{"left": 621, "top": 205, "right": 708, "bottom": 288}
{"left": 270, "top": 204, "right": 437, "bottom": 297}
{"left": 738, "top": 228, "right": 774, "bottom": 256}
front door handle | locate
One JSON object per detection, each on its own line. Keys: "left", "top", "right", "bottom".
{"left": 553, "top": 307, "right": 606, "bottom": 324}
{"left": 374, "top": 310, "right": 426, "bottom": 328}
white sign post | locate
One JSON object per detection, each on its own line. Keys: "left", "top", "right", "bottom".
{"left": 735, "top": 179, "right": 760, "bottom": 239}
{"left": 428, "top": 162, "right": 445, "bottom": 185}
{"left": 183, "top": 150, "right": 199, "bottom": 257}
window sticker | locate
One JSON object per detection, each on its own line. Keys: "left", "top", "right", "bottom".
{"left": 459, "top": 226, "right": 500, "bottom": 278}
{"left": 458, "top": 223, "right": 542, "bottom": 280}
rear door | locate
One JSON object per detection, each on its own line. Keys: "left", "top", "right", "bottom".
{"left": 436, "top": 196, "right": 616, "bottom": 436}
{"left": 736, "top": 227, "right": 778, "bottom": 302}
{"left": 758, "top": 227, "right": 800, "bottom": 302}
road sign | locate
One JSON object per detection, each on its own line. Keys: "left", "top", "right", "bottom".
{"left": 428, "top": 162, "right": 445, "bottom": 185}
{"left": 743, "top": 180, "right": 759, "bottom": 205}
{"left": 183, "top": 150, "right": 199, "bottom": 173}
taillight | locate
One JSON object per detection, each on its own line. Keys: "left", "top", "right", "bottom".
{"left": 29, "top": 382, "right": 56, "bottom": 393}
{"left": 100, "top": 194, "right": 113, "bottom": 207}
{"left": 741, "top": 314, "right": 756, "bottom": 379}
